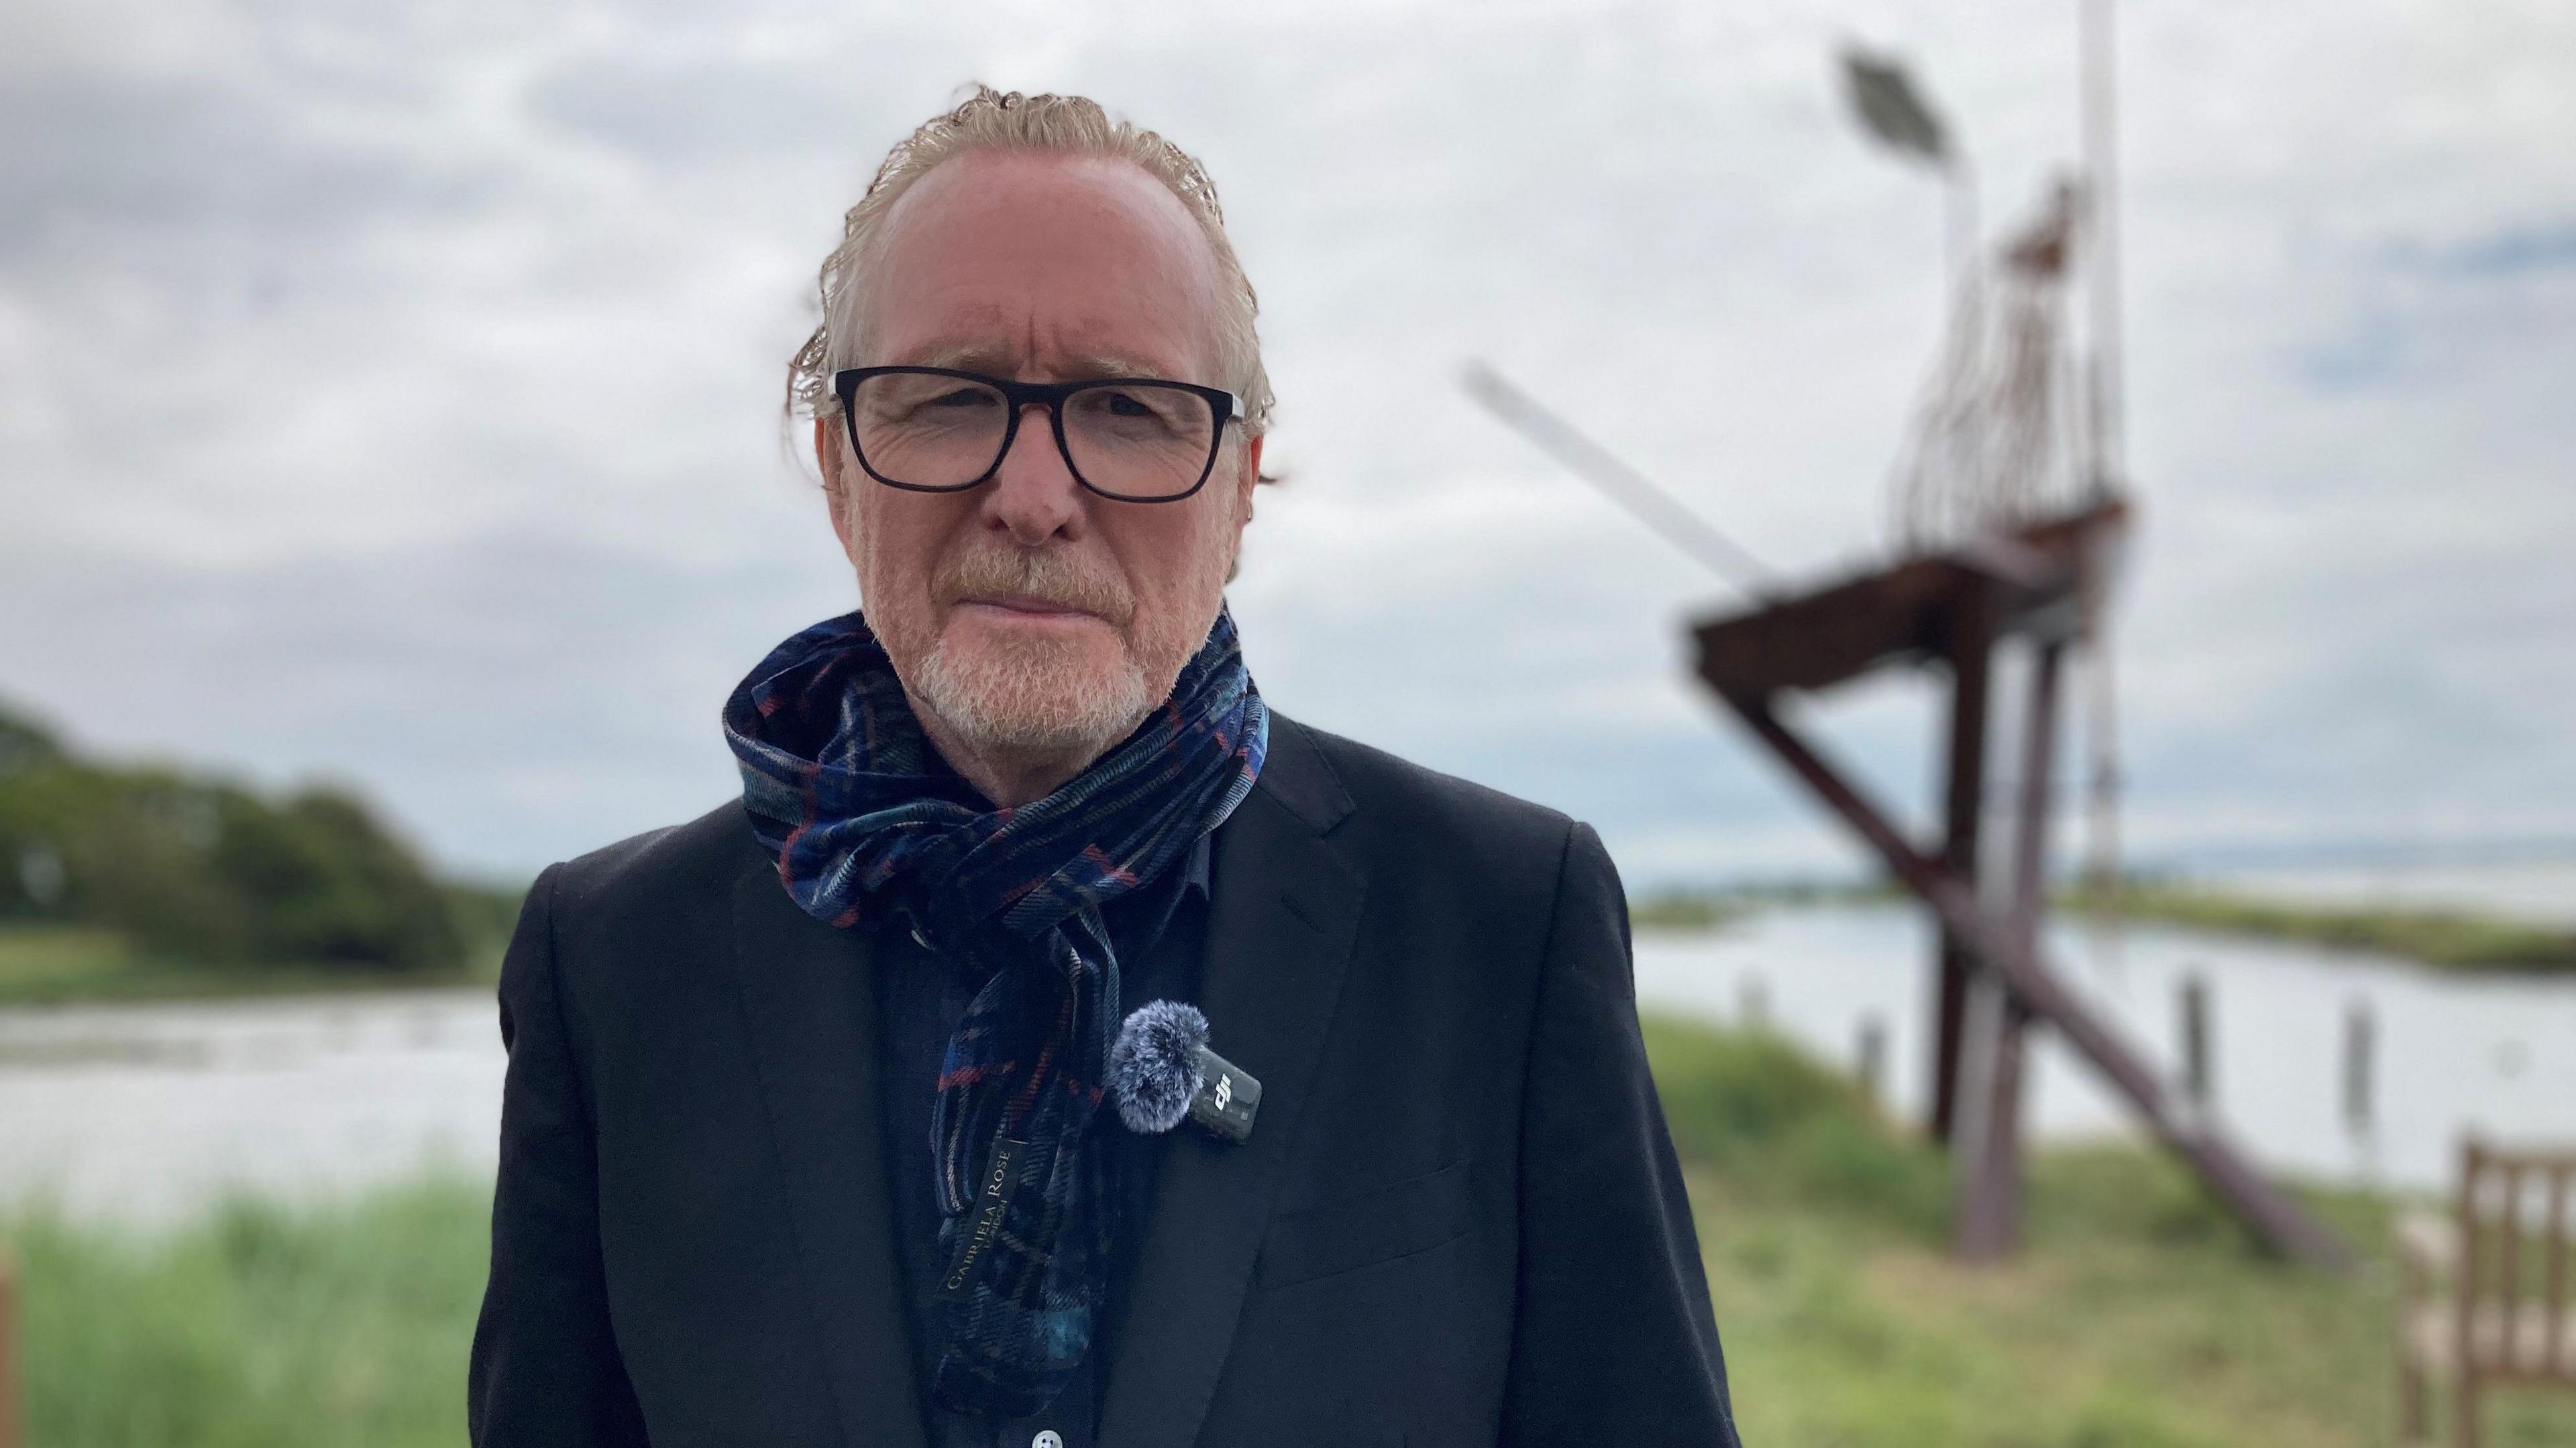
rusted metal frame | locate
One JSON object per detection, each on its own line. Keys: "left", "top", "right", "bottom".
{"left": 1957, "top": 638, "right": 2063, "bottom": 1260}
{"left": 1715, "top": 685, "right": 2352, "bottom": 1269}
{"left": 1929, "top": 575, "right": 1998, "bottom": 1148}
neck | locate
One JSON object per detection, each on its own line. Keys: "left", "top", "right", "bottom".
{"left": 911, "top": 701, "right": 1117, "bottom": 810}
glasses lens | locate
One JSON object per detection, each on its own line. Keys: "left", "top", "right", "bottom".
{"left": 849, "top": 373, "right": 1010, "bottom": 489}
{"left": 1061, "top": 384, "right": 1218, "bottom": 499}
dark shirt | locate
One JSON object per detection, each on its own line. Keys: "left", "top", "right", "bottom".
{"left": 873, "top": 836, "right": 1212, "bottom": 1448}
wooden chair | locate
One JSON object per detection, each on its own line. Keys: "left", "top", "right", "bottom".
{"left": 2397, "top": 1139, "right": 2576, "bottom": 1447}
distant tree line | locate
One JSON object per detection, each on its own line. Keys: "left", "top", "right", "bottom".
{"left": 0, "top": 703, "right": 496, "bottom": 973}
{"left": 1629, "top": 874, "right": 1901, "bottom": 931}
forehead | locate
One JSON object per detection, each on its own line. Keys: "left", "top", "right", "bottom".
{"left": 866, "top": 148, "right": 1225, "bottom": 380}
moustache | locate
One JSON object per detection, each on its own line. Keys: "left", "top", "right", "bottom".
{"left": 936, "top": 545, "right": 1134, "bottom": 628}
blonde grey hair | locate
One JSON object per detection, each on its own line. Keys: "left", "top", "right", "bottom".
{"left": 788, "top": 86, "right": 1274, "bottom": 437}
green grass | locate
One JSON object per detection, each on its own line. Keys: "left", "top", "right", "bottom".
{"left": 1650, "top": 1015, "right": 2576, "bottom": 1448}
{"left": 3, "top": 1176, "right": 490, "bottom": 1448}
{"left": 2102, "top": 885, "right": 2576, "bottom": 972}
{"left": 5, "top": 1015, "right": 2573, "bottom": 1446}
{"left": 0, "top": 917, "right": 505, "bottom": 1007}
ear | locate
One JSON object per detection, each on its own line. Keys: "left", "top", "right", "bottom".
{"left": 814, "top": 416, "right": 859, "bottom": 556}
{"left": 1235, "top": 433, "right": 1264, "bottom": 524}
{"left": 1222, "top": 433, "right": 1263, "bottom": 585}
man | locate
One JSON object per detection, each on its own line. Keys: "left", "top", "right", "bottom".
{"left": 470, "top": 88, "right": 1740, "bottom": 1448}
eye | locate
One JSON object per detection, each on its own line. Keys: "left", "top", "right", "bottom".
{"left": 928, "top": 388, "right": 993, "bottom": 410}
{"left": 1101, "top": 390, "right": 1156, "bottom": 418}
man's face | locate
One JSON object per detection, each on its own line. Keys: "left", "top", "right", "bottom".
{"left": 815, "top": 149, "right": 1261, "bottom": 763}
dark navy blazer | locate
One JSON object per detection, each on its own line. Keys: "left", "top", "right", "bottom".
{"left": 468, "top": 715, "right": 1741, "bottom": 1447}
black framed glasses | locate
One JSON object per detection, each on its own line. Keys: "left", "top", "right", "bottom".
{"left": 830, "top": 366, "right": 1242, "bottom": 503}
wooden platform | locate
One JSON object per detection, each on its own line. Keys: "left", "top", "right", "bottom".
{"left": 1685, "top": 494, "right": 2348, "bottom": 1268}
{"left": 1695, "top": 497, "right": 2129, "bottom": 698}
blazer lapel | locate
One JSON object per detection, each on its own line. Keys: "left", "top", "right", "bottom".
{"left": 1097, "top": 719, "right": 1367, "bottom": 1447}
{"left": 729, "top": 848, "right": 931, "bottom": 1448}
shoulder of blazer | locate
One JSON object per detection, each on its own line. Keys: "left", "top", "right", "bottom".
{"left": 545, "top": 799, "right": 761, "bottom": 930}
{"left": 1269, "top": 715, "right": 1580, "bottom": 895}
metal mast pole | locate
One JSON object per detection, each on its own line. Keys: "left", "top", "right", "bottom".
{"left": 2078, "top": 0, "right": 2127, "bottom": 923}
{"left": 2080, "top": 0, "right": 2125, "bottom": 491}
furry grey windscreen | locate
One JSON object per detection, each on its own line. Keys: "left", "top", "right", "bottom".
{"left": 1109, "top": 999, "right": 1210, "bottom": 1135}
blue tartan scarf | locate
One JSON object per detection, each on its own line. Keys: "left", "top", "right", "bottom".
{"left": 722, "top": 605, "right": 1268, "bottom": 1417}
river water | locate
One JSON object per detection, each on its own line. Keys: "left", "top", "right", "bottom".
{"left": 1633, "top": 903, "right": 2576, "bottom": 1192}
{"left": 0, "top": 990, "right": 502, "bottom": 1223}
{"left": 0, "top": 901, "right": 2571, "bottom": 1223}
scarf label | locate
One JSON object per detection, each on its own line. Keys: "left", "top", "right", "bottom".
{"left": 940, "top": 1135, "right": 1032, "bottom": 1299}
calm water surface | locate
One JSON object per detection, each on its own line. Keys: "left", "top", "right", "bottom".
{"left": 2, "top": 899, "right": 2573, "bottom": 1223}
{"left": 0, "top": 990, "right": 501, "bottom": 1223}
{"left": 1634, "top": 903, "right": 2576, "bottom": 1191}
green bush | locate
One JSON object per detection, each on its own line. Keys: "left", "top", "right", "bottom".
{"left": 0, "top": 702, "right": 465, "bottom": 972}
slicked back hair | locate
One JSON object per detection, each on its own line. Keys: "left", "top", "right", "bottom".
{"left": 788, "top": 87, "right": 1273, "bottom": 437}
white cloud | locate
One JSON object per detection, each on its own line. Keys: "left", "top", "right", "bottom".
{"left": 3, "top": 0, "right": 2571, "bottom": 882}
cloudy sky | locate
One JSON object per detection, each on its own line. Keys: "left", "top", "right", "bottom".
{"left": 4, "top": 0, "right": 2571, "bottom": 885}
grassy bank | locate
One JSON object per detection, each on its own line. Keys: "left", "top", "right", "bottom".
{"left": 2103, "top": 885, "right": 2576, "bottom": 973}
{"left": 1630, "top": 892, "right": 1752, "bottom": 931}
{"left": 1648, "top": 1017, "right": 2576, "bottom": 1447}
{"left": 1631, "top": 878, "right": 1898, "bottom": 932}
{"left": 7, "top": 1017, "right": 2573, "bottom": 1446}
{"left": 0, "top": 895, "right": 512, "bottom": 1007}
{"left": 3, "top": 1176, "right": 490, "bottom": 1448}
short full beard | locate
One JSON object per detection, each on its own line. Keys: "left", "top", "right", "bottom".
{"left": 910, "top": 625, "right": 1153, "bottom": 759}
{"left": 904, "top": 544, "right": 1155, "bottom": 761}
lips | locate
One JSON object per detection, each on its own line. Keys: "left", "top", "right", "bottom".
{"left": 961, "top": 593, "right": 1095, "bottom": 618}
{"left": 951, "top": 594, "right": 1118, "bottom": 630}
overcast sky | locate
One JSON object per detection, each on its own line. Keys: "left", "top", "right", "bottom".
{"left": 4, "top": 0, "right": 2571, "bottom": 885}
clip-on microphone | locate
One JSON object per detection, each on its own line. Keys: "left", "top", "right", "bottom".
{"left": 1109, "top": 1001, "right": 1260, "bottom": 1144}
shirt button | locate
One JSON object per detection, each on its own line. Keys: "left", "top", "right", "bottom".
{"left": 1033, "top": 1433, "right": 1064, "bottom": 1448}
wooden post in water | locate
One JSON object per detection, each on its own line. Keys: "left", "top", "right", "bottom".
{"left": 1857, "top": 1015, "right": 1887, "bottom": 1107}
{"left": 2342, "top": 1000, "right": 2374, "bottom": 1137}
{"left": 2178, "top": 974, "right": 2212, "bottom": 1109}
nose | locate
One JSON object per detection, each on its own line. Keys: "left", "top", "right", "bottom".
{"left": 979, "top": 402, "right": 1085, "bottom": 547}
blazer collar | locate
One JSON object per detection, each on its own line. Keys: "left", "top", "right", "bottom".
{"left": 1097, "top": 716, "right": 1368, "bottom": 1447}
